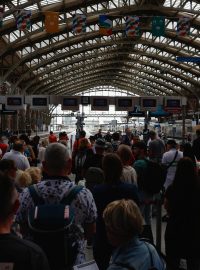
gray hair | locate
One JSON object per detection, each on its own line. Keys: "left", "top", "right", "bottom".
{"left": 44, "top": 143, "right": 70, "bottom": 173}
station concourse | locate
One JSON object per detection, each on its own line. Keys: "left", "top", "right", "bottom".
{"left": 0, "top": 1, "right": 200, "bottom": 270}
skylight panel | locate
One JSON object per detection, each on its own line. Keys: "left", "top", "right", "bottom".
{"left": 12, "top": 0, "right": 28, "bottom": 5}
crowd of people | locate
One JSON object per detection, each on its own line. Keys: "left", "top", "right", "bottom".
{"left": 0, "top": 127, "right": 200, "bottom": 270}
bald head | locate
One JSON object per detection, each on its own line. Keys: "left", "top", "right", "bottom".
{"left": 44, "top": 143, "right": 71, "bottom": 175}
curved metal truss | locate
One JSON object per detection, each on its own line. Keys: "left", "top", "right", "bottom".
{"left": 0, "top": 0, "right": 200, "bottom": 97}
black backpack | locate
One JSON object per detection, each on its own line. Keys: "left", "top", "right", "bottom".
{"left": 138, "top": 159, "right": 166, "bottom": 195}
{"left": 28, "top": 184, "right": 83, "bottom": 270}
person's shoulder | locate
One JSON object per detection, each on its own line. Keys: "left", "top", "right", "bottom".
{"left": 75, "top": 186, "right": 95, "bottom": 202}
{"left": 178, "top": 150, "right": 183, "bottom": 156}
{"left": 119, "top": 181, "right": 137, "bottom": 191}
{"left": 7, "top": 234, "right": 46, "bottom": 256}
{"left": 162, "top": 150, "right": 171, "bottom": 157}
{"left": 93, "top": 183, "right": 107, "bottom": 194}
{"left": 2, "top": 151, "right": 10, "bottom": 157}
{"left": 134, "top": 159, "right": 147, "bottom": 168}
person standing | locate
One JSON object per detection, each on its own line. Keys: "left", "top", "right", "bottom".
{"left": 93, "top": 153, "right": 139, "bottom": 270}
{"left": 48, "top": 131, "right": 57, "bottom": 143}
{"left": 0, "top": 135, "right": 8, "bottom": 156}
{"left": 122, "top": 128, "right": 134, "bottom": 146}
{"left": 148, "top": 130, "right": 165, "bottom": 163}
{"left": 0, "top": 173, "right": 50, "bottom": 270}
{"left": 104, "top": 131, "right": 112, "bottom": 142}
{"left": 162, "top": 140, "right": 183, "bottom": 190}
{"left": 164, "top": 158, "right": 200, "bottom": 270}
{"left": 94, "top": 129, "right": 103, "bottom": 140}
{"left": 103, "top": 200, "right": 165, "bottom": 270}
{"left": 16, "top": 143, "right": 97, "bottom": 269}
{"left": 133, "top": 141, "right": 154, "bottom": 243}
{"left": 192, "top": 129, "right": 200, "bottom": 161}
{"left": 2, "top": 140, "right": 30, "bottom": 171}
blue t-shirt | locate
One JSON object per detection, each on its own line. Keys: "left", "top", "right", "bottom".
{"left": 108, "top": 237, "right": 165, "bottom": 270}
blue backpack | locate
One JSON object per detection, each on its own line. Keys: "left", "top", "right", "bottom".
{"left": 28, "top": 184, "right": 83, "bottom": 270}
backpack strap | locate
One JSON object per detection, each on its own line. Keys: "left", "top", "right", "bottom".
{"left": 60, "top": 185, "right": 83, "bottom": 205}
{"left": 166, "top": 150, "right": 178, "bottom": 169}
{"left": 28, "top": 185, "right": 45, "bottom": 205}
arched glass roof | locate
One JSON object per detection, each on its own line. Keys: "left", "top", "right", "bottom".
{"left": 0, "top": 0, "right": 200, "bottom": 97}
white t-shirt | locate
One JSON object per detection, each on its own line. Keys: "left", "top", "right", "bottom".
{"left": 2, "top": 150, "right": 30, "bottom": 171}
{"left": 38, "top": 146, "right": 46, "bottom": 163}
{"left": 121, "top": 165, "right": 137, "bottom": 185}
{"left": 162, "top": 149, "right": 183, "bottom": 189}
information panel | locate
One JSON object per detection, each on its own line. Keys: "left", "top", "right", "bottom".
{"left": 140, "top": 97, "right": 158, "bottom": 111}
{"left": 5, "top": 96, "right": 25, "bottom": 110}
{"left": 164, "top": 97, "right": 182, "bottom": 113}
{"left": 115, "top": 97, "right": 133, "bottom": 111}
{"left": 30, "top": 95, "right": 49, "bottom": 109}
{"left": 62, "top": 97, "right": 80, "bottom": 111}
{"left": 91, "top": 97, "right": 109, "bottom": 111}
{"left": 81, "top": 96, "right": 90, "bottom": 106}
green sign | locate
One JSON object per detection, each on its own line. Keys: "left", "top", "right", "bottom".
{"left": 152, "top": 16, "right": 165, "bottom": 37}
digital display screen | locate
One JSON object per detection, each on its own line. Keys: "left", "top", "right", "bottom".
{"left": 166, "top": 99, "right": 181, "bottom": 108}
{"left": 142, "top": 99, "right": 157, "bottom": 108}
{"left": 7, "top": 97, "right": 22, "bottom": 106}
{"left": 63, "top": 98, "right": 78, "bottom": 106}
{"left": 32, "top": 98, "right": 48, "bottom": 106}
{"left": 118, "top": 99, "right": 132, "bottom": 107}
{"left": 81, "top": 96, "right": 90, "bottom": 105}
{"left": 93, "top": 98, "right": 108, "bottom": 107}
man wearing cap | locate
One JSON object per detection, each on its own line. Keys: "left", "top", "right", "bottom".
{"left": 83, "top": 138, "right": 105, "bottom": 176}
{"left": 162, "top": 140, "right": 183, "bottom": 189}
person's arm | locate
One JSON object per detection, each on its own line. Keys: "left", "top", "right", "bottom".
{"left": 29, "top": 145, "right": 36, "bottom": 160}
{"left": 84, "top": 222, "right": 96, "bottom": 240}
{"left": 148, "top": 141, "right": 153, "bottom": 158}
{"left": 161, "top": 153, "right": 167, "bottom": 164}
{"left": 23, "top": 156, "right": 31, "bottom": 170}
{"left": 131, "top": 167, "right": 137, "bottom": 185}
{"left": 82, "top": 189, "right": 97, "bottom": 239}
{"left": 16, "top": 189, "right": 32, "bottom": 236}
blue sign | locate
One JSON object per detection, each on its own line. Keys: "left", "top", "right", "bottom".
{"left": 149, "top": 105, "right": 171, "bottom": 117}
{"left": 176, "top": 57, "right": 200, "bottom": 62}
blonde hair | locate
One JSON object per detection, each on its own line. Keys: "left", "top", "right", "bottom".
{"left": 25, "top": 167, "right": 41, "bottom": 184}
{"left": 117, "top": 145, "right": 132, "bottom": 165}
{"left": 41, "top": 139, "right": 48, "bottom": 147}
{"left": 103, "top": 199, "right": 143, "bottom": 243}
{"left": 15, "top": 170, "right": 32, "bottom": 188}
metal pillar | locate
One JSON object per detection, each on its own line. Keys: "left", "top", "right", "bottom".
{"left": 182, "top": 105, "right": 186, "bottom": 144}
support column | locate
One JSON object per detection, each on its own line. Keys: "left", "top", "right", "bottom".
{"left": 25, "top": 105, "right": 31, "bottom": 135}
{"left": 31, "top": 110, "right": 37, "bottom": 132}
{"left": 182, "top": 105, "right": 186, "bottom": 144}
